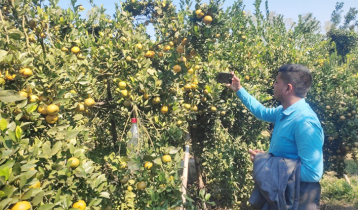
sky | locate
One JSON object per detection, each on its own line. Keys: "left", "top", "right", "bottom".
{"left": 45, "top": 0, "right": 357, "bottom": 38}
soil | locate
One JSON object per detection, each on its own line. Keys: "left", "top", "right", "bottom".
{"left": 320, "top": 204, "right": 357, "bottom": 210}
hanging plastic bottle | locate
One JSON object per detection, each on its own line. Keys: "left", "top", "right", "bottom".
{"left": 127, "top": 118, "right": 139, "bottom": 150}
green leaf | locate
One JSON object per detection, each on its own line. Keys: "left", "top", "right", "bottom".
{"left": 38, "top": 204, "right": 56, "bottom": 210}
{"left": 205, "top": 193, "right": 211, "bottom": 200}
{"left": 32, "top": 190, "right": 44, "bottom": 206}
{"left": 99, "top": 192, "right": 110, "bottom": 199}
{"left": 0, "top": 90, "right": 27, "bottom": 103}
{"left": 50, "top": 142, "right": 62, "bottom": 156}
{"left": 0, "top": 198, "right": 12, "bottom": 209}
{"left": 15, "top": 126, "right": 22, "bottom": 140}
{"left": 42, "top": 141, "right": 51, "bottom": 155}
{"left": 8, "top": 29, "right": 24, "bottom": 40}
{"left": 0, "top": 191, "right": 5, "bottom": 198}
{"left": 65, "top": 130, "right": 80, "bottom": 140}
{"left": 25, "top": 104, "right": 38, "bottom": 114}
{"left": 168, "top": 146, "right": 179, "bottom": 154}
{"left": 0, "top": 50, "right": 8, "bottom": 61}
{"left": 22, "top": 188, "right": 42, "bottom": 200}
{"left": 8, "top": 131, "right": 16, "bottom": 142}
{"left": 88, "top": 198, "right": 102, "bottom": 207}
{"left": 0, "top": 167, "right": 11, "bottom": 181}
{"left": 24, "top": 170, "right": 37, "bottom": 179}
{"left": 20, "top": 174, "right": 27, "bottom": 189}
{"left": 0, "top": 118, "right": 8, "bottom": 131}
{"left": 153, "top": 157, "right": 162, "bottom": 165}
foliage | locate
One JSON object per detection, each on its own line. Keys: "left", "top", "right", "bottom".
{"left": 0, "top": 0, "right": 358, "bottom": 209}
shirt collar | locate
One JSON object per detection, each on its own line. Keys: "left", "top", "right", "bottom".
{"left": 282, "top": 98, "right": 306, "bottom": 116}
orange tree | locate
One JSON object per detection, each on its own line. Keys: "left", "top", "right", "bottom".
{"left": 1, "top": 0, "right": 358, "bottom": 209}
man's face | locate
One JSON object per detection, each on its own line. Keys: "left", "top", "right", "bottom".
{"left": 273, "top": 72, "right": 286, "bottom": 102}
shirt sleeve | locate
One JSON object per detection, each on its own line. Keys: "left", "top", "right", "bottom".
{"left": 294, "top": 120, "right": 324, "bottom": 182}
{"left": 236, "top": 88, "right": 280, "bottom": 123}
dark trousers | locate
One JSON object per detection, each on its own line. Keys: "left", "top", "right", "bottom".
{"left": 298, "top": 182, "right": 321, "bottom": 210}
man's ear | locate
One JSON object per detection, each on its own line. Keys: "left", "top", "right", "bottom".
{"left": 286, "top": 84, "right": 294, "bottom": 94}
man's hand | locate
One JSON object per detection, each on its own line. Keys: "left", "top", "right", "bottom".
{"left": 249, "top": 149, "right": 265, "bottom": 162}
{"left": 226, "top": 71, "right": 242, "bottom": 92}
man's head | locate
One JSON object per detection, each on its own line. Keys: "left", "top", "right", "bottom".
{"left": 273, "top": 64, "right": 312, "bottom": 101}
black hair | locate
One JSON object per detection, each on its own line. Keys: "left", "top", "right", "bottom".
{"left": 278, "top": 64, "right": 312, "bottom": 98}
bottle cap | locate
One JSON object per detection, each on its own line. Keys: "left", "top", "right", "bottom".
{"left": 131, "top": 118, "right": 137, "bottom": 123}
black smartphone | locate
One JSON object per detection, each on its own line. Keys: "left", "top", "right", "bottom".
{"left": 217, "top": 72, "right": 233, "bottom": 84}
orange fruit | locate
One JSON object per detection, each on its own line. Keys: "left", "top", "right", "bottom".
{"left": 176, "top": 45, "right": 184, "bottom": 53}
{"left": 11, "top": 201, "right": 31, "bottom": 210}
{"left": 29, "top": 181, "right": 41, "bottom": 189}
{"left": 37, "top": 104, "right": 48, "bottom": 115}
{"left": 71, "top": 46, "right": 80, "bottom": 54}
{"left": 163, "top": 45, "right": 171, "bottom": 52}
{"left": 162, "top": 155, "right": 171, "bottom": 163}
{"left": 20, "top": 68, "right": 33, "bottom": 78}
{"left": 144, "top": 162, "right": 153, "bottom": 169}
{"left": 173, "top": 65, "right": 181, "bottom": 73}
{"left": 61, "top": 47, "right": 69, "bottom": 52}
{"left": 152, "top": 96, "right": 160, "bottom": 104}
{"left": 46, "top": 104, "right": 59, "bottom": 115}
{"left": 45, "top": 114, "right": 58, "bottom": 124}
{"left": 210, "top": 106, "right": 217, "bottom": 112}
{"left": 181, "top": 38, "right": 188, "bottom": 45}
{"left": 72, "top": 200, "right": 86, "bottom": 210}
{"left": 68, "top": 157, "right": 80, "bottom": 168}
{"left": 161, "top": 106, "right": 169, "bottom": 114}
{"left": 203, "top": 16, "right": 213, "bottom": 25}
{"left": 137, "top": 181, "right": 146, "bottom": 190}
{"left": 119, "top": 81, "right": 126, "bottom": 89}
{"left": 84, "top": 98, "right": 96, "bottom": 108}
{"left": 19, "top": 91, "right": 28, "bottom": 98}
{"left": 28, "top": 95, "right": 39, "bottom": 103}
{"left": 75, "top": 103, "right": 86, "bottom": 112}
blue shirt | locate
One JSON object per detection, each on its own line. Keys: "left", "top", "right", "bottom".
{"left": 237, "top": 88, "right": 324, "bottom": 182}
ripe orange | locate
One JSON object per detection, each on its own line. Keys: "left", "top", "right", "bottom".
{"left": 181, "top": 38, "right": 188, "bottom": 45}
{"left": 179, "top": 56, "right": 187, "bottom": 63}
{"left": 11, "top": 201, "right": 31, "bottom": 210}
{"left": 184, "top": 104, "right": 191, "bottom": 110}
{"left": 210, "top": 106, "right": 217, "bottom": 112}
{"left": 71, "top": 46, "right": 80, "bottom": 54}
{"left": 20, "top": 68, "right": 33, "bottom": 78}
{"left": 37, "top": 104, "right": 48, "bottom": 115}
{"left": 144, "top": 50, "right": 155, "bottom": 58}
{"left": 176, "top": 45, "right": 184, "bottom": 53}
{"left": 72, "top": 200, "right": 86, "bottom": 210}
{"left": 61, "top": 46, "right": 68, "bottom": 51}
{"left": 245, "top": 75, "right": 250, "bottom": 80}
{"left": 191, "top": 105, "right": 198, "bottom": 111}
{"left": 144, "top": 162, "right": 153, "bottom": 169}
{"left": 28, "top": 95, "right": 39, "bottom": 103}
{"left": 177, "top": 120, "right": 183, "bottom": 126}
{"left": 143, "top": 93, "right": 149, "bottom": 100}
{"left": 135, "top": 43, "right": 143, "bottom": 49}
{"left": 152, "top": 96, "right": 161, "bottom": 104}
{"left": 84, "top": 98, "right": 96, "bottom": 108}
{"left": 68, "top": 157, "right": 80, "bottom": 168}
{"left": 169, "top": 41, "right": 174, "bottom": 47}
{"left": 46, "top": 104, "right": 59, "bottom": 115}
{"left": 119, "top": 81, "right": 126, "bottom": 89}
{"left": 220, "top": 111, "right": 226, "bottom": 116}
{"left": 173, "top": 65, "right": 181, "bottom": 73}
{"left": 195, "top": 9, "right": 204, "bottom": 19}
{"left": 45, "top": 114, "right": 58, "bottom": 124}
{"left": 29, "top": 181, "right": 41, "bottom": 189}
{"left": 187, "top": 68, "right": 194, "bottom": 74}
{"left": 75, "top": 103, "right": 86, "bottom": 112}
{"left": 162, "top": 155, "right": 171, "bottom": 163}
{"left": 126, "top": 56, "right": 132, "bottom": 62}
{"left": 161, "top": 106, "right": 169, "bottom": 114}
{"left": 203, "top": 16, "right": 213, "bottom": 25}
{"left": 127, "top": 186, "right": 133, "bottom": 191}
{"left": 184, "top": 84, "right": 191, "bottom": 91}
{"left": 163, "top": 45, "right": 171, "bottom": 52}
{"left": 19, "top": 91, "right": 28, "bottom": 98}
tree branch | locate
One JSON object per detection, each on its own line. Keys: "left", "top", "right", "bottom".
{"left": 0, "top": 10, "right": 10, "bottom": 45}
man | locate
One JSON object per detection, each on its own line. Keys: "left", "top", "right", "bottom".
{"left": 226, "top": 64, "right": 324, "bottom": 209}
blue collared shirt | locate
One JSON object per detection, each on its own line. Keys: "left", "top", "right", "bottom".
{"left": 237, "top": 88, "right": 324, "bottom": 182}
